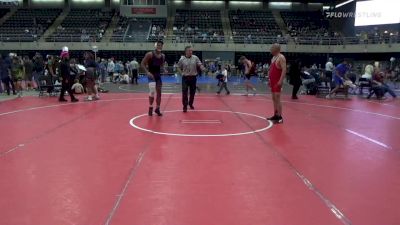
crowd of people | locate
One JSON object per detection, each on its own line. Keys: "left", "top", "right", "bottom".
{"left": 287, "top": 58, "right": 399, "bottom": 100}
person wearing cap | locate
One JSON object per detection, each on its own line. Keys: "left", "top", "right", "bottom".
{"left": 59, "top": 49, "right": 78, "bottom": 102}
{"left": 177, "top": 46, "right": 206, "bottom": 112}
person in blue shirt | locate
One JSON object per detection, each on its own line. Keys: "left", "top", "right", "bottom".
{"left": 326, "top": 59, "right": 350, "bottom": 99}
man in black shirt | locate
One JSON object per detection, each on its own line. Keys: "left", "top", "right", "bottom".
{"left": 59, "top": 50, "right": 78, "bottom": 102}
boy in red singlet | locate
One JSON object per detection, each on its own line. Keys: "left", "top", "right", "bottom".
{"left": 267, "top": 43, "right": 286, "bottom": 124}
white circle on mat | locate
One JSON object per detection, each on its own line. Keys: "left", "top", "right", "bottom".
{"left": 129, "top": 110, "right": 273, "bottom": 137}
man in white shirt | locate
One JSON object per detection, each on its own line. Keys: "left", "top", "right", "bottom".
{"left": 177, "top": 46, "right": 206, "bottom": 112}
{"left": 325, "top": 57, "right": 334, "bottom": 86}
{"left": 217, "top": 65, "right": 230, "bottom": 95}
{"left": 362, "top": 64, "right": 374, "bottom": 80}
{"left": 130, "top": 58, "right": 139, "bottom": 84}
{"left": 107, "top": 58, "right": 115, "bottom": 82}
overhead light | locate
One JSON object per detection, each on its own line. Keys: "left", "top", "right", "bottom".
{"left": 173, "top": 0, "right": 183, "bottom": 3}
{"left": 335, "top": 0, "right": 355, "bottom": 8}
{"left": 192, "top": 0, "right": 223, "bottom": 4}
{"left": 71, "top": 0, "right": 103, "bottom": 2}
{"left": 269, "top": 2, "right": 291, "bottom": 6}
{"left": 32, "top": 0, "right": 63, "bottom": 2}
{"left": 229, "top": 1, "right": 261, "bottom": 5}
{"left": 269, "top": 1, "right": 292, "bottom": 9}
{"left": 323, "top": 6, "right": 330, "bottom": 10}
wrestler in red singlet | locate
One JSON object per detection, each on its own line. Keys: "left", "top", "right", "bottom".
{"left": 269, "top": 56, "right": 283, "bottom": 93}
{"left": 267, "top": 44, "right": 286, "bottom": 124}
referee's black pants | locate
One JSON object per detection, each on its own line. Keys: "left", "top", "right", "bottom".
{"left": 182, "top": 76, "right": 197, "bottom": 107}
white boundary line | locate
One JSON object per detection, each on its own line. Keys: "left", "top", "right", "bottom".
{"left": 104, "top": 151, "right": 146, "bottom": 225}
{"left": 0, "top": 97, "right": 149, "bottom": 117}
{"left": 249, "top": 98, "right": 400, "bottom": 121}
{"left": 1, "top": 95, "right": 399, "bottom": 122}
{"left": 129, "top": 110, "right": 273, "bottom": 137}
{"left": 345, "top": 129, "right": 390, "bottom": 149}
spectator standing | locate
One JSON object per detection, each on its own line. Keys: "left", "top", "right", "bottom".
{"left": 23, "top": 56, "right": 34, "bottom": 91}
{"left": 130, "top": 58, "right": 139, "bottom": 84}
{"left": 107, "top": 58, "right": 115, "bottom": 82}
{"left": 59, "top": 49, "right": 78, "bottom": 102}
{"left": 33, "top": 53, "right": 44, "bottom": 88}
{"left": 11, "top": 56, "right": 24, "bottom": 97}
{"left": 325, "top": 57, "right": 334, "bottom": 87}
{"left": 84, "top": 52, "right": 99, "bottom": 101}
{"left": 289, "top": 59, "right": 302, "bottom": 99}
{"left": 0, "top": 54, "right": 16, "bottom": 95}
{"left": 98, "top": 59, "right": 107, "bottom": 83}
{"left": 216, "top": 65, "right": 230, "bottom": 95}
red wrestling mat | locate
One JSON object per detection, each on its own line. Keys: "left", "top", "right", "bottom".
{"left": 0, "top": 93, "right": 399, "bottom": 225}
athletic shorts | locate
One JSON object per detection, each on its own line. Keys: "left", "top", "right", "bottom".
{"left": 334, "top": 75, "right": 344, "bottom": 86}
{"left": 245, "top": 74, "right": 253, "bottom": 80}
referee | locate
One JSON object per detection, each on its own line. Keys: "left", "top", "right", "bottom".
{"left": 177, "top": 46, "right": 206, "bottom": 112}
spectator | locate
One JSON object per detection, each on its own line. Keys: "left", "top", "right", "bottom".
{"left": 11, "top": 56, "right": 24, "bottom": 97}
{"left": 289, "top": 59, "right": 302, "bottom": 99}
{"left": 107, "top": 58, "right": 115, "bottom": 82}
{"left": 84, "top": 51, "right": 99, "bottom": 101}
{"left": 23, "top": 56, "right": 34, "bottom": 91}
{"left": 325, "top": 57, "right": 334, "bottom": 87}
{"left": 71, "top": 79, "right": 84, "bottom": 94}
{"left": 33, "top": 53, "right": 44, "bottom": 87}
{"left": 361, "top": 64, "right": 374, "bottom": 80}
{"left": 0, "top": 54, "right": 16, "bottom": 95}
{"left": 368, "top": 72, "right": 397, "bottom": 100}
{"left": 216, "top": 65, "right": 230, "bottom": 95}
{"left": 98, "top": 59, "right": 107, "bottom": 83}
{"left": 130, "top": 58, "right": 139, "bottom": 85}
{"left": 121, "top": 71, "right": 130, "bottom": 84}
{"left": 59, "top": 49, "right": 78, "bottom": 102}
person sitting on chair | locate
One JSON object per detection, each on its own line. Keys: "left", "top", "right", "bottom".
{"left": 368, "top": 72, "right": 397, "bottom": 100}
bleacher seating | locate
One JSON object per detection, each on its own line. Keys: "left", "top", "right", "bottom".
{"left": 173, "top": 10, "right": 224, "bottom": 43}
{"left": 281, "top": 11, "right": 330, "bottom": 38}
{"left": 355, "top": 24, "right": 399, "bottom": 44}
{"left": 0, "top": 8, "right": 9, "bottom": 19}
{"left": 0, "top": 9, "right": 61, "bottom": 42}
{"left": 111, "top": 17, "right": 166, "bottom": 42}
{"left": 229, "top": 10, "right": 281, "bottom": 44}
{"left": 46, "top": 9, "right": 114, "bottom": 42}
